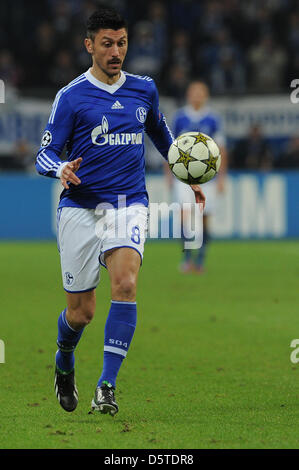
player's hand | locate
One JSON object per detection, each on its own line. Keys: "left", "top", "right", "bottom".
{"left": 60, "top": 158, "right": 83, "bottom": 189}
{"left": 190, "top": 184, "right": 206, "bottom": 209}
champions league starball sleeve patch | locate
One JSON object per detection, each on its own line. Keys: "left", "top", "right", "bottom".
{"left": 41, "top": 130, "right": 53, "bottom": 147}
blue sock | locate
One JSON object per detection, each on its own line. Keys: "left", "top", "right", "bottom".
{"left": 97, "top": 300, "right": 137, "bottom": 388}
{"left": 56, "top": 309, "right": 84, "bottom": 374}
{"left": 183, "top": 247, "right": 192, "bottom": 263}
{"left": 196, "top": 227, "right": 209, "bottom": 267}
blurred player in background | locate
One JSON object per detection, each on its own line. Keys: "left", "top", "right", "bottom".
{"left": 35, "top": 7, "right": 205, "bottom": 416}
{"left": 167, "top": 81, "right": 228, "bottom": 273}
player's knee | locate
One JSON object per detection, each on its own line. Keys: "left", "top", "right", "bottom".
{"left": 81, "top": 307, "right": 94, "bottom": 326}
{"left": 112, "top": 276, "right": 136, "bottom": 300}
{"left": 67, "top": 303, "right": 95, "bottom": 328}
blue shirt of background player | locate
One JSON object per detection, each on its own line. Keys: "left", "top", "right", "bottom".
{"left": 172, "top": 105, "right": 226, "bottom": 148}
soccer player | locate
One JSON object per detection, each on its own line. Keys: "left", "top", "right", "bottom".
{"left": 35, "top": 7, "right": 205, "bottom": 415}
{"left": 169, "top": 80, "right": 227, "bottom": 273}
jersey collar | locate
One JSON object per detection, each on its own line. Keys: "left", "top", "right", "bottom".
{"left": 84, "top": 68, "right": 126, "bottom": 94}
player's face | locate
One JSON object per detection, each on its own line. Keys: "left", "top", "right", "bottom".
{"left": 86, "top": 28, "right": 128, "bottom": 78}
{"left": 187, "top": 83, "right": 209, "bottom": 110}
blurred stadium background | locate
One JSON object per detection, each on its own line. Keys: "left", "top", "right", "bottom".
{"left": 1, "top": 0, "right": 299, "bottom": 450}
{"left": 0, "top": 0, "right": 299, "bottom": 240}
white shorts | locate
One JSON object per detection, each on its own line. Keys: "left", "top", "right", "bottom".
{"left": 57, "top": 204, "right": 148, "bottom": 293}
{"left": 173, "top": 178, "right": 217, "bottom": 215}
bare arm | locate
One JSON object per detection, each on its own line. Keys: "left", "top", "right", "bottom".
{"left": 191, "top": 184, "right": 206, "bottom": 208}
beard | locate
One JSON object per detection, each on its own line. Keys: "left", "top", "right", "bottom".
{"left": 96, "top": 59, "right": 122, "bottom": 78}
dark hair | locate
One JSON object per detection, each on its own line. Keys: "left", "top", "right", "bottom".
{"left": 86, "top": 6, "right": 128, "bottom": 40}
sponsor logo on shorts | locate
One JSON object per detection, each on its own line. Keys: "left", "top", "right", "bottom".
{"left": 65, "top": 272, "right": 74, "bottom": 286}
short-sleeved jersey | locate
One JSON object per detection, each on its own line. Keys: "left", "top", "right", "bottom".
{"left": 172, "top": 105, "right": 226, "bottom": 148}
{"left": 36, "top": 69, "right": 173, "bottom": 208}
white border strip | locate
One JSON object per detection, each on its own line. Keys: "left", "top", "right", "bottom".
{"left": 104, "top": 346, "right": 127, "bottom": 357}
{"left": 37, "top": 157, "right": 51, "bottom": 171}
{"left": 41, "top": 150, "right": 59, "bottom": 168}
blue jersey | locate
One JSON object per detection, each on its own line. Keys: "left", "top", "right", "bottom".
{"left": 36, "top": 69, "right": 173, "bottom": 208}
{"left": 172, "top": 105, "right": 226, "bottom": 148}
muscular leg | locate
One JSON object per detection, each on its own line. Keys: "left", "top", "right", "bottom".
{"left": 56, "top": 290, "right": 96, "bottom": 373}
{"left": 97, "top": 247, "right": 141, "bottom": 388}
{"left": 106, "top": 247, "right": 141, "bottom": 301}
{"left": 65, "top": 289, "right": 96, "bottom": 330}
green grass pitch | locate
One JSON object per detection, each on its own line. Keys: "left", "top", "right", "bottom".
{"left": 0, "top": 240, "right": 298, "bottom": 449}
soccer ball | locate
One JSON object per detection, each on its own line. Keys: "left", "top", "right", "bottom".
{"left": 168, "top": 132, "right": 221, "bottom": 184}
